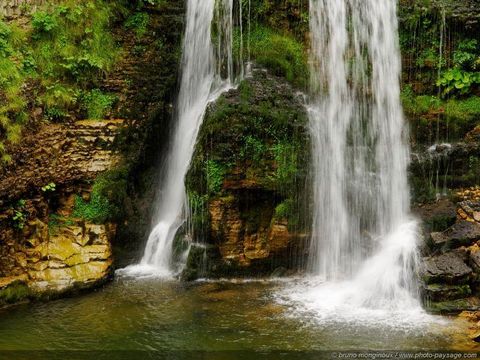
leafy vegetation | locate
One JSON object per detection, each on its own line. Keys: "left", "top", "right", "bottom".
{"left": 72, "top": 168, "right": 128, "bottom": 224}
{"left": 80, "top": 89, "right": 117, "bottom": 119}
{"left": 205, "top": 160, "right": 226, "bottom": 195}
{"left": 41, "top": 182, "right": 56, "bottom": 193}
{"left": 125, "top": 12, "right": 150, "bottom": 38}
{"left": 0, "top": 0, "right": 119, "bottom": 163}
{"left": 11, "top": 200, "right": 27, "bottom": 230}
{"left": 402, "top": 85, "right": 480, "bottom": 141}
{"left": 236, "top": 25, "right": 308, "bottom": 88}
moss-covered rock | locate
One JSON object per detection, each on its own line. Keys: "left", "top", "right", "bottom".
{"left": 0, "top": 279, "right": 31, "bottom": 306}
{"left": 183, "top": 67, "right": 310, "bottom": 279}
{"left": 425, "top": 297, "right": 480, "bottom": 314}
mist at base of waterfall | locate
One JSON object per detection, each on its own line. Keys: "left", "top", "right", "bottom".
{"left": 276, "top": 220, "right": 437, "bottom": 330}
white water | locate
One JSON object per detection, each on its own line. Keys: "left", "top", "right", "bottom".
{"left": 284, "top": 0, "right": 425, "bottom": 320}
{"left": 121, "top": 0, "right": 239, "bottom": 277}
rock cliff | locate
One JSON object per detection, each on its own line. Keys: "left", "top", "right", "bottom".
{"left": 0, "top": 120, "right": 123, "bottom": 305}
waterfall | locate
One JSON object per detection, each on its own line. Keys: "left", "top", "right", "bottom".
{"left": 284, "top": 0, "right": 423, "bottom": 316}
{"left": 122, "top": 0, "right": 239, "bottom": 277}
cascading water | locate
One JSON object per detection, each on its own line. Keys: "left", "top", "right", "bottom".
{"left": 122, "top": 0, "right": 239, "bottom": 277}
{"left": 279, "top": 0, "right": 431, "bottom": 324}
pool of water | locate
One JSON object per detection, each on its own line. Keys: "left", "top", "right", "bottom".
{"left": 0, "top": 277, "right": 475, "bottom": 355}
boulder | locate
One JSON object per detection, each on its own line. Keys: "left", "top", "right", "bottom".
{"left": 420, "top": 252, "right": 473, "bottom": 284}
{"left": 423, "top": 283, "right": 472, "bottom": 302}
{"left": 469, "top": 248, "right": 480, "bottom": 272}
{"left": 429, "top": 221, "right": 480, "bottom": 250}
{"left": 426, "top": 297, "right": 480, "bottom": 315}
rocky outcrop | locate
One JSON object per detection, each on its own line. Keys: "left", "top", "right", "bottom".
{"left": 420, "top": 252, "right": 473, "bottom": 285}
{"left": 0, "top": 120, "right": 125, "bottom": 204}
{"left": 410, "top": 143, "right": 480, "bottom": 202}
{"left": 0, "top": 0, "right": 59, "bottom": 18}
{"left": 419, "top": 195, "right": 480, "bottom": 313}
{"left": 429, "top": 221, "right": 480, "bottom": 250}
{"left": 183, "top": 68, "right": 310, "bottom": 279}
{"left": 0, "top": 120, "right": 125, "bottom": 305}
{"left": 0, "top": 219, "right": 114, "bottom": 299}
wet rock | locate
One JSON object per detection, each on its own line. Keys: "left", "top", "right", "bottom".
{"left": 420, "top": 252, "right": 473, "bottom": 284}
{"left": 270, "top": 267, "right": 288, "bottom": 278}
{"left": 426, "top": 297, "right": 480, "bottom": 315}
{"left": 0, "top": 218, "right": 114, "bottom": 298}
{"left": 423, "top": 283, "right": 472, "bottom": 302}
{"left": 458, "top": 201, "right": 480, "bottom": 222}
{"left": 469, "top": 248, "right": 480, "bottom": 273}
{"left": 430, "top": 221, "right": 480, "bottom": 250}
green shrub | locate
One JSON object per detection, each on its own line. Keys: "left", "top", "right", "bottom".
{"left": 275, "top": 199, "right": 294, "bottom": 219}
{"left": 81, "top": 89, "right": 117, "bottom": 119}
{"left": 125, "top": 12, "right": 149, "bottom": 38}
{"left": 437, "top": 68, "right": 480, "bottom": 96}
{"left": 32, "top": 11, "right": 57, "bottom": 34}
{"left": 72, "top": 168, "right": 128, "bottom": 224}
{"left": 453, "top": 39, "right": 479, "bottom": 69}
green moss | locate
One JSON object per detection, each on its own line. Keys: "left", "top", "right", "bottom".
{"left": 403, "top": 85, "right": 480, "bottom": 141}
{"left": 80, "top": 89, "right": 117, "bottom": 119}
{"left": 245, "top": 0, "right": 309, "bottom": 39}
{"left": 187, "top": 190, "right": 209, "bottom": 239}
{"left": 425, "top": 297, "right": 479, "bottom": 314}
{"left": 125, "top": 12, "right": 150, "bottom": 38}
{"left": 235, "top": 24, "right": 308, "bottom": 88}
{"left": 0, "top": 281, "right": 31, "bottom": 305}
{"left": 72, "top": 168, "right": 128, "bottom": 224}
{"left": 48, "top": 213, "right": 75, "bottom": 235}
{"left": 270, "top": 142, "right": 298, "bottom": 191}
{"left": 206, "top": 160, "right": 226, "bottom": 195}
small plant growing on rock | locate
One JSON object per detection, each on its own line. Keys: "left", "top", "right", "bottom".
{"left": 80, "top": 89, "right": 117, "bottom": 119}
{"left": 11, "top": 199, "right": 27, "bottom": 230}
{"left": 125, "top": 12, "right": 150, "bottom": 38}
{"left": 41, "top": 182, "right": 56, "bottom": 193}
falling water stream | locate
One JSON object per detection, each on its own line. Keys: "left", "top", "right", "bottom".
{"left": 278, "top": 0, "right": 428, "bottom": 325}
{"left": 121, "top": 0, "right": 238, "bottom": 277}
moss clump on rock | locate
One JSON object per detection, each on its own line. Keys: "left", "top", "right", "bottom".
{"left": 0, "top": 281, "right": 31, "bottom": 305}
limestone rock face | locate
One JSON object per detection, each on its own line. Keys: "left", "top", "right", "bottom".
{"left": 0, "top": 120, "right": 124, "bottom": 304}
{"left": 0, "top": 0, "right": 58, "bottom": 19}
{"left": 0, "top": 219, "right": 114, "bottom": 301}
{"left": 0, "top": 120, "right": 125, "bottom": 205}
{"left": 209, "top": 196, "right": 303, "bottom": 267}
